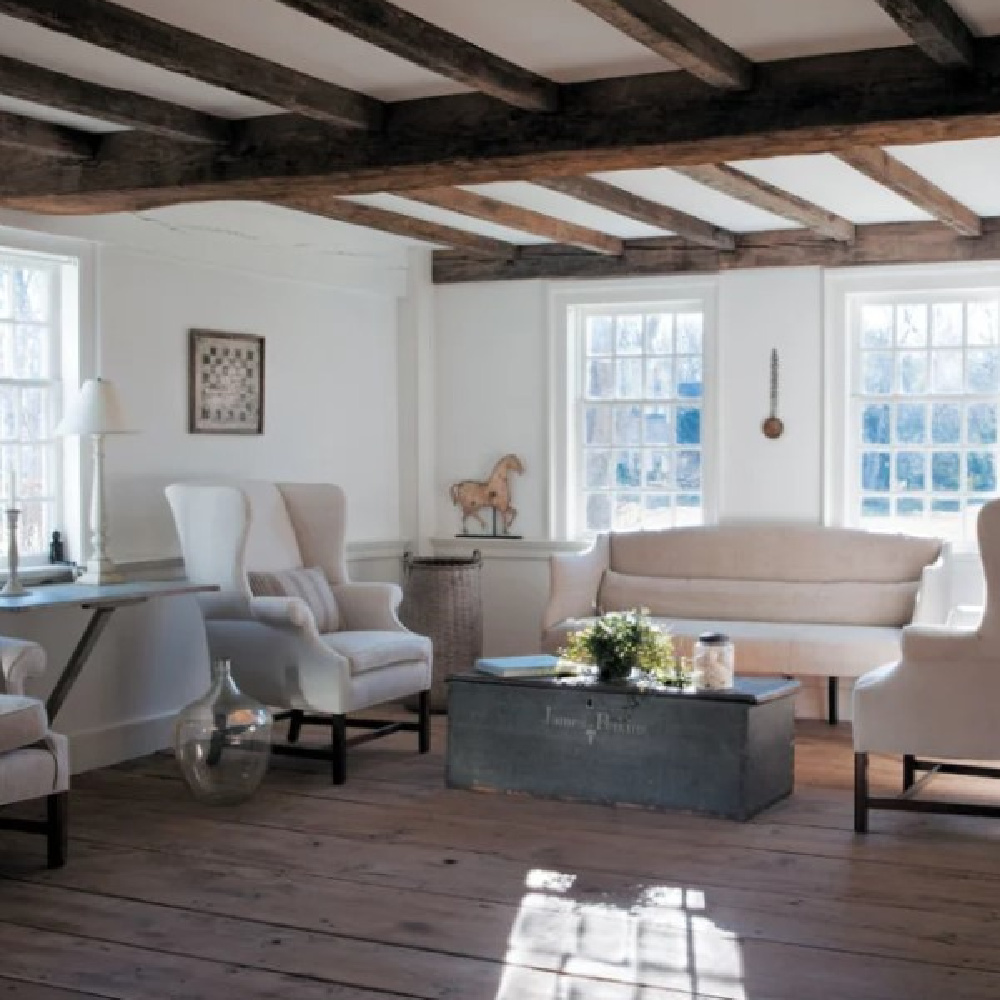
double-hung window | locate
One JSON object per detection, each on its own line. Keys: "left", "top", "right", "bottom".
{"left": 847, "top": 288, "right": 1000, "bottom": 546}
{"left": 565, "top": 295, "right": 710, "bottom": 536}
{"left": 0, "top": 251, "right": 62, "bottom": 561}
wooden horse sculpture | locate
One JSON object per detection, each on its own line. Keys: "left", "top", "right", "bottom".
{"left": 450, "top": 454, "right": 525, "bottom": 535}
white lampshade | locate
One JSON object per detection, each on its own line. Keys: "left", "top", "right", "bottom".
{"left": 56, "top": 377, "right": 131, "bottom": 436}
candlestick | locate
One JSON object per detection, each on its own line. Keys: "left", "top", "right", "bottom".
{"left": 1, "top": 506, "right": 27, "bottom": 597}
{"left": 5, "top": 469, "right": 14, "bottom": 507}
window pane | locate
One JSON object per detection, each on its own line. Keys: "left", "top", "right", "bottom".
{"left": 969, "top": 301, "right": 999, "bottom": 346}
{"left": 614, "top": 450, "right": 641, "bottom": 488}
{"left": 0, "top": 323, "right": 11, "bottom": 377}
{"left": 967, "top": 348, "right": 1000, "bottom": 393}
{"left": 615, "top": 315, "right": 643, "bottom": 354}
{"left": 19, "top": 388, "right": 49, "bottom": 441}
{"left": 12, "top": 268, "right": 49, "bottom": 322}
{"left": 586, "top": 359, "right": 614, "bottom": 399}
{"left": 895, "top": 452, "right": 925, "bottom": 491}
{"left": 646, "top": 358, "right": 672, "bottom": 399}
{"left": 14, "top": 323, "right": 49, "bottom": 378}
{"left": 676, "top": 356, "right": 703, "bottom": 398}
{"left": 862, "top": 497, "right": 890, "bottom": 517}
{"left": 897, "top": 498, "right": 923, "bottom": 517}
{"left": 613, "top": 493, "right": 642, "bottom": 530}
{"left": 931, "top": 350, "right": 963, "bottom": 393}
{"left": 932, "top": 451, "right": 961, "bottom": 491}
{"left": 644, "top": 406, "right": 672, "bottom": 445}
{"left": 862, "top": 404, "right": 890, "bottom": 444}
{"left": 586, "top": 315, "right": 613, "bottom": 355}
{"left": 0, "top": 269, "right": 10, "bottom": 319}
{"left": 861, "top": 305, "right": 892, "bottom": 348}
{"left": 644, "top": 450, "right": 673, "bottom": 488}
{"left": 0, "top": 386, "right": 15, "bottom": 440}
{"left": 643, "top": 494, "right": 672, "bottom": 528}
{"left": 676, "top": 407, "right": 701, "bottom": 445}
{"left": 968, "top": 452, "right": 996, "bottom": 492}
{"left": 616, "top": 358, "right": 643, "bottom": 398}
{"left": 862, "top": 352, "right": 892, "bottom": 394}
{"left": 645, "top": 314, "right": 672, "bottom": 354}
{"left": 584, "top": 406, "right": 611, "bottom": 446}
{"left": 613, "top": 405, "right": 642, "bottom": 445}
{"left": 932, "top": 303, "right": 963, "bottom": 346}
{"left": 675, "top": 494, "right": 702, "bottom": 526}
{"left": 18, "top": 444, "right": 47, "bottom": 498}
{"left": 932, "top": 499, "right": 961, "bottom": 513}
{"left": 931, "top": 403, "right": 961, "bottom": 444}
{"left": 897, "top": 351, "right": 928, "bottom": 394}
{"left": 585, "top": 450, "right": 612, "bottom": 489}
{"left": 676, "top": 313, "right": 702, "bottom": 354}
{"left": 677, "top": 451, "right": 701, "bottom": 490}
{"left": 968, "top": 403, "right": 997, "bottom": 445}
{"left": 895, "top": 403, "right": 926, "bottom": 444}
{"left": 897, "top": 304, "right": 927, "bottom": 346}
{"left": 861, "top": 452, "right": 890, "bottom": 491}
{"left": 17, "top": 500, "right": 47, "bottom": 555}
{"left": 585, "top": 493, "right": 611, "bottom": 531}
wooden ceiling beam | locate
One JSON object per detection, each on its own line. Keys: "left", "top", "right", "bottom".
{"left": 273, "top": 194, "right": 517, "bottom": 257}
{"left": 674, "top": 164, "right": 855, "bottom": 241}
{"left": 837, "top": 146, "right": 981, "bottom": 236}
{"left": 571, "top": 0, "right": 752, "bottom": 89}
{"left": 0, "top": 0, "right": 383, "bottom": 129}
{"left": 0, "top": 109, "right": 96, "bottom": 160}
{"left": 0, "top": 54, "right": 230, "bottom": 145}
{"left": 275, "top": 0, "right": 557, "bottom": 112}
{"left": 535, "top": 176, "right": 735, "bottom": 250}
{"left": 405, "top": 188, "right": 624, "bottom": 255}
{"left": 871, "top": 0, "right": 976, "bottom": 67}
{"left": 433, "top": 219, "right": 1000, "bottom": 284}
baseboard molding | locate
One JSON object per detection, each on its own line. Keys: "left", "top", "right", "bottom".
{"left": 67, "top": 710, "right": 176, "bottom": 774}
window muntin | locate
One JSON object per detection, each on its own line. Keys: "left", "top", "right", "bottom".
{"left": 575, "top": 302, "right": 705, "bottom": 534}
{"left": 850, "top": 291, "right": 999, "bottom": 545}
{"left": 0, "top": 254, "right": 61, "bottom": 560}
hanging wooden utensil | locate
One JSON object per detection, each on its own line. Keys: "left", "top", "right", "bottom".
{"left": 761, "top": 348, "right": 784, "bottom": 439}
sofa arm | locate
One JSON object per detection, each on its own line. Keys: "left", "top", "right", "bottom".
{"left": 332, "top": 582, "right": 406, "bottom": 632}
{"left": 0, "top": 638, "right": 46, "bottom": 697}
{"left": 911, "top": 546, "right": 951, "bottom": 625}
{"left": 249, "top": 595, "right": 320, "bottom": 635}
{"left": 900, "top": 623, "right": 991, "bottom": 663}
{"left": 542, "top": 535, "right": 609, "bottom": 631}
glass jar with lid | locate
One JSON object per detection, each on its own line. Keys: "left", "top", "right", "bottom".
{"left": 693, "top": 632, "right": 735, "bottom": 690}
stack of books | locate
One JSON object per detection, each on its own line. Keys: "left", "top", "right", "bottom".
{"left": 474, "top": 654, "right": 575, "bottom": 678}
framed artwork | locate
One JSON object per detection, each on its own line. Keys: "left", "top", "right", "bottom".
{"left": 188, "top": 329, "right": 265, "bottom": 435}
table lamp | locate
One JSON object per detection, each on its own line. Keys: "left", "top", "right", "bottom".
{"left": 56, "top": 377, "right": 131, "bottom": 585}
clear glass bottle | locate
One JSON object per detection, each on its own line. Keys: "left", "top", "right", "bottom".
{"left": 175, "top": 659, "right": 272, "bottom": 804}
{"left": 693, "top": 632, "right": 735, "bottom": 690}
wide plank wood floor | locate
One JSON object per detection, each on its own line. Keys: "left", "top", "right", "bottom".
{"left": 1, "top": 719, "right": 999, "bottom": 1000}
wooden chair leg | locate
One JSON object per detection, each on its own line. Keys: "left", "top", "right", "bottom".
{"left": 903, "top": 754, "right": 916, "bottom": 790}
{"left": 418, "top": 689, "right": 431, "bottom": 754}
{"left": 46, "top": 792, "right": 68, "bottom": 869}
{"left": 854, "top": 752, "right": 869, "bottom": 834}
{"left": 287, "top": 710, "right": 304, "bottom": 744}
{"left": 331, "top": 715, "right": 347, "bottom": 785}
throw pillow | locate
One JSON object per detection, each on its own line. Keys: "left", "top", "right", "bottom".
{"left": 247, "top": 567, "right": 340, "bottom": 633}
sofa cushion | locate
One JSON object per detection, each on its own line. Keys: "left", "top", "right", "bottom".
{"left": 321, "top": 631, "right": 431, "bottom": 675}
{"left": 248, "top": 567, "right": 340, "bottom": 632}
{"left": 0, "top": 695, "right": 48, "bottom": 755}
{"left": 600, "top": 571, "right": 919, "bottom": 627}
{"left": 608, "top": 525, "right": 941, "bottom": 584}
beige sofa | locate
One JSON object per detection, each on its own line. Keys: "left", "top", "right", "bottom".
{"left": 542, "top": 524, "right": 948, "bottom": 723}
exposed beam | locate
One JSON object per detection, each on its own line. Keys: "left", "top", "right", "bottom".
{"left": 275, "top": 0, "right": 558, "bottom": 112}
{"left": 433, "top": 219, "right": 1000, "bottom": 283}
{"left": 535, "top": 176, "right": 735, "bottom": 250}
{"left": 0, "top": 0, "right": 383, "bottom": 129}
{"left": 273, "top": 194, "right": 517, "bottom": 257}
{"left": 837, "top": 146, "right": 981, "bottom": 236}
{"left": 405, "top": 188, "right": 624, "bottom": 255}
{"left": 571, "top": 0, "right": 753, "bottom": 89}
{"left": 674, "top": 164, "right": 855, "bottom": 241}
{"left": 8, "top": 41, "right": 1000, "bottom": 211}
{"left": 0, "top": 54, "right": 230, "bottom": 145}
{"left": 0, "top": 109, "right": 95, "bottom": 160}
{"left": 871, "top": 0, "right": 976, "bottom": 67}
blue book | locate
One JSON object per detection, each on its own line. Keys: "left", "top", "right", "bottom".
{"left": 475, "top": 654, "right": 565, "bottom": 678}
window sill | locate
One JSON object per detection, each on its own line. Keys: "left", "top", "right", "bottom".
{"left": 0, "top": 565, "right": 76, "bottom": 586}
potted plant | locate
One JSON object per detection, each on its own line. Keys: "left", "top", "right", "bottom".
{"left": 560, "top": 608, "right": 687, "bottom": 685}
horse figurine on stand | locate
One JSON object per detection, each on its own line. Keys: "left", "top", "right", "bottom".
{"left": 450, "top": 454, "right": 525, "bottom": 537}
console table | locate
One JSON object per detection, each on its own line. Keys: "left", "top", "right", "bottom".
{"left": 447, "top": 672, "right": 800, "bottom": 820}
{"left": 0, "top": 580, "right": 216, "bottom": 721}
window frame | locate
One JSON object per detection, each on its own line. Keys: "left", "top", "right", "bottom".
{"left": 549, "top": 278, "right": 718, "bottom": 541}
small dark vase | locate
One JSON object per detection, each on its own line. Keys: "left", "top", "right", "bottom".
{"left": 597, "top": 658, "right": 633, "bottom": 683}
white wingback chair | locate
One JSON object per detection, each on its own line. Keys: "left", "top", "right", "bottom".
{"left": 166, "top": 481, "right": 432, "bottom": 784}
{"left": 853, "top": 498, "right": 1000, "bottom": 832}
{"left": 0, "top": 639, "right": 69, "bottom": 867}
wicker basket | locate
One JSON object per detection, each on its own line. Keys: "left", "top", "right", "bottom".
{"left": 399, "top": 551, "right": 483, "bottom": 712}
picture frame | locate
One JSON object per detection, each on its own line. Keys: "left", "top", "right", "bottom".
{"left": 188, "top": 329, "right": 265, "bottom": 435}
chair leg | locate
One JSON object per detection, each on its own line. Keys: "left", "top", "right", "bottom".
{"left": 903, "top": 754, "right": 916, "bottom": 791}
{"left": 287, "top": 710, "right": 304, "bottom": 744}
{"left": 418, "top": 689, "right": 431, "bottom": 754}
{"left": 331, "top": 715, "right": 347, "bottom": 785}
{"left": 827, "top": 677, "right": 839, "bottom": 725}
{"left": 854, "top": 752, "right": 869, "bottom": 834}
{"left": 46, "top": 792, "right": 68, "bottom": 869}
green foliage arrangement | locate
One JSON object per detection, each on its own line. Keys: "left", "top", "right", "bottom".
{"left": 560, "top": 609, "right": 688, "bottom": 685}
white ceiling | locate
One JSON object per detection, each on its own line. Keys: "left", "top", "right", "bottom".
{"left": 1, "top": 0, "right": 999, "bottom": 249}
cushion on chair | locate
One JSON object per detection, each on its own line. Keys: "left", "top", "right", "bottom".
{"left": 0, "top": 695, "right": 48, "bottom": 755}
{"left": 248, "top": 567, "right": 340, "bottom": 632}
{"left": 321, "top": 631, "right": 431, "bottom": 675}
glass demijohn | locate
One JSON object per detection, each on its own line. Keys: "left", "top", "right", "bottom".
{"left": 175, "top": 659, "right": 272, "bottom": 804}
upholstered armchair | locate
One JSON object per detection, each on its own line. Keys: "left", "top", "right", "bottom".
{"left": 166, "top": 481, "right": 431, "bottom": 784}
{"left": 0, "top": 638, "right": 69, "bottom": 867}
{"left": 853, "top": 498, "right": 1000, "bottom": 832}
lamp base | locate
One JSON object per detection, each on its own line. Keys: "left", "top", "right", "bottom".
{"left": 76, "top": 558, "right": 124, "bottom": 586}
